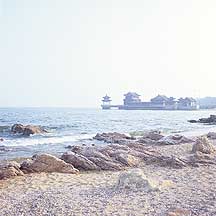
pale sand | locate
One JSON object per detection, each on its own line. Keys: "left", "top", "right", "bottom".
{"left": 1, "top": 142, "right": 216, "bottom": 216}
{"left": 1, "top": 165, "right": 216, "bottom": 215}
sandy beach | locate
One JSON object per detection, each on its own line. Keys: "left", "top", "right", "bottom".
{"left": 1, "top": 140, "right": 216, "bottom": 216}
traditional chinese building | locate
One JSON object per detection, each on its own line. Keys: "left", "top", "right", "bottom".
{"left": 101, "top": 93, "right": 199, "bottom": 110}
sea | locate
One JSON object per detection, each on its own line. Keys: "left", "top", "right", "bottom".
{"left": 0, "top": 107, "right": 216, "bottom": 161}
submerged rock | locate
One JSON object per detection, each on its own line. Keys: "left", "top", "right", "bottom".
{"left": 116, "top": 169, "right": 159, "bottom": 191}
{"left": 188, "top": 120, "right": 197, "bottom": 123}
{"left": 21, "top": 154, "right": 79, "bottom": 174}
{"left": 192, "top": 136, "right": 216, "bottom": 154}
{"left": 11, "top": 124, "right": 47, "bottom": 136}
{"left": 0, "top": 161, "right": 24, "bottom": 180}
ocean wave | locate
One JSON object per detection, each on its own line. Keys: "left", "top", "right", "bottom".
{"left": 2, "top": 134, "right": 95, "bottom": 147}
{"left": 0, "top": 125, "right": 11, "bottom": 133}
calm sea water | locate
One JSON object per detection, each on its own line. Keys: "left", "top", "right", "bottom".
{"left": 0, "top": 108, "right": 216, "bottom": 160}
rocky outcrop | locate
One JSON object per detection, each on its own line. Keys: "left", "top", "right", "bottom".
{"left": 157, "top": 134, "right": 193, "bottom": 145}
{"left": 116, "top": 169, "right": 159, "bottom": 191}
{"left": 61, "top": 142, "right": 189, "bottom": 171}
{"left": 189, "top": 115, "right": 216, "bottom": 124}
{"left": 11, "top": 124, "right": 47, "bottom": 136}
{"left": 0, "top": 161, "right": 24, "bottom": 180}
{"left": 61, "top": 151, "right": 100, "bottom": 171}
{"left": 21, "top": 154, "right": 79, "bottom": 174}
{"left": 192, "top": 136, "right": 216, "bottom": 154}
{"left": 93, "top": 132, "right": 135, "bottom": 144}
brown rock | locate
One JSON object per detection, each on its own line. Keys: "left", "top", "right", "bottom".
{"left": 0, "top": 161, "right": 24, "bottom": 180}
{"left": 11, "top": 124, "right": 25, "bottom": 134}
{"left": 158, "top": 134, "right": 193, "bottom": 145}
{"left": 11, "top": 124, "right": 47, "bottom": 136}
{"left": 61, "top": 151, "right": 100, "bottom": 171}
{"left": 142, "top": 130, "right": 164, "bottom": 141}
{"left": 21, "top": 154, "right": 79, "bottom": 174}
{"left": 116, "top": 169, "right": 159, "bottom": 191}
{"left": 93, "top": 132, "right": 134, "bottom": 144}
{"left": 192, "top": 136, "right": 216, "bottom": 154}
{"left": 167, "top": 208, "right": 191, "bottom": 216}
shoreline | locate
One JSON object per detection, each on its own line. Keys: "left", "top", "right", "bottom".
{"left": 1, "top": 131, "right": 216, "bottom": 215}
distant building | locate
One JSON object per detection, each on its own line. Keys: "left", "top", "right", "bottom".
{"left": 101, "top": 93, "right": 199, "bottom": 110}
{"left": 178, "top": 97, "right": 199, "bottom": 110}
{"left": 123, "top": 92, "right": 141, "bottom": 105}
{"left": 101, "top": 95, "right": 112, "bottom": 109}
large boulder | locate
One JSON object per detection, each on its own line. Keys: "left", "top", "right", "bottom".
{"left": 157, "top": 134, "right": 193, "bottom": 145}
{"left": 11, "top": 124, "right": 47, "bottom": 136}
{"left": 21, "top": 154, "right": 79, "bottom": 174}
{"left": 61, "top": 151, "right": 100, "bottom": 171}
{"left": 93, "top": 132, "right": 134, "bottom": 144}
{"left": 116, "top": 169, "right": 159, "bottom": 191}
{"left": 0, "top": 161, "right": 24, "bottom": 180}
{"left": 192, "top": 136, "right": 216, "bottom": 154}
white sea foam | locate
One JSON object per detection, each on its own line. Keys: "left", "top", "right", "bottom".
{"left": 3, "top": 134, "right": 95, "bottom": 147}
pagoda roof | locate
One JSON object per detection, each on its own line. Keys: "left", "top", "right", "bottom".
{"left": 124, "top": 92, "right": 141, "bottom": 97}
{"left": 103, "top": 95, "right": 111, "bottom": 99}
{"left": 151, "top": 94, "right": 169, "bottom": 101}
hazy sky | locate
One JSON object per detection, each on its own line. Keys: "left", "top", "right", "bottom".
{"left": 1, "top": 0, "right": 216, "bottom": 107}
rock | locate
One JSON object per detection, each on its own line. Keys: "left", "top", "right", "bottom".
{"left": 188, "top": 120, "right": 197, "bottom": 123}
{"left": 189, "top": 115, "right": 216, "bottom": 124}
{"left": 11, "top": 124, "right": 47, "bottom": 136}
{"left": 141, "top": 130, "right": 164, "bottom": 141}
{"left": 116, "top": 168, "right": 159, "bottom": 191}
{"left": 158, "top": 156, "right": 188, "bottom": 168}
{"left": 61, "top": 139, "right": 191, "bottom": 171}
{"left": 192, "top": 136, "right": 216, "bottom": 154}
{"left": 11, "top": 124, "right": 25, "bottom": 134}
{"left": 61, "top": 151, "right": 100, "bottom": 171}
{"left": 21, "top": 154, "right": 79, "bottom": 174}
{"left": 23, "top": 125, "right": 46, "bottom": 136}
{"left": 207, "top": 132, "right": 216, "bottom": 139}
{"left": 93, "top": 132, "right": 134, "bottom": 144}
{"left": 138, "top": 137, "right": 158, "bottom": 145}
{"left": 0, "top": 138, "right": 4, "bottom": 142}
{"left": 167, "top": 208, "right": 191, "bottom": 216}
{"left": 157, "top": 134, "right": 193, "bottom": 145}
{"left": 0, "top": 161, "right": 24, "bottom": 180}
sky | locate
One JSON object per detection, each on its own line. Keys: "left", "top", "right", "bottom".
{"left": 1, "top": 0, "right": 216, "bottom": 107}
